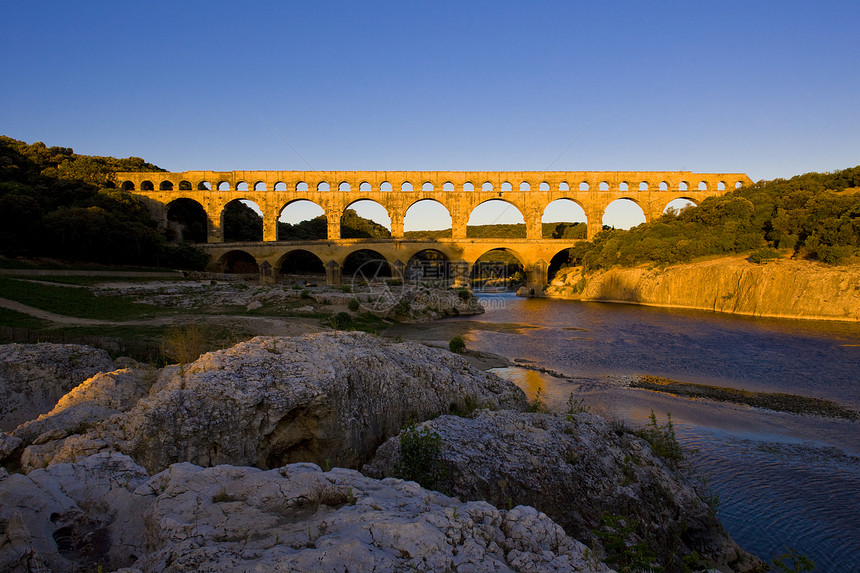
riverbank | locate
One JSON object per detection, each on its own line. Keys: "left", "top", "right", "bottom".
{"left": 546, "top": 255, "right": 860, "bottom": 322}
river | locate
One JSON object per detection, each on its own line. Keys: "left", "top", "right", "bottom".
{"left": 384, "top": 294, "right": 860, "bottom": 571}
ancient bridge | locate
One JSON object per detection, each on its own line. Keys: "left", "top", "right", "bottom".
{"left": 118, "top": 170, "right": 752, "bottom": 290}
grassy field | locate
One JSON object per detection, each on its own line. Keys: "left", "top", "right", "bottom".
{"left": 0, "top": 276, "right": 162, "bottom": 320}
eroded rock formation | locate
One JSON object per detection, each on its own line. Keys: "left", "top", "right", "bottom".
{"left": 0, "top": 344, "right": 115, "bottom": 431}
{"left": 0, "top": 453, "right": 612, "bottom": 572}
{"left": 365, "top": 410, "right": 764, "bottom": 572}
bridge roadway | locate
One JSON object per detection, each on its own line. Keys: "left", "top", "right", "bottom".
{"left": 117, "top": 170, "right": 753, "bottom": 290}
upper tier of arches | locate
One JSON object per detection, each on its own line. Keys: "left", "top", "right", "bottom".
{"left": 119, "top": 170, "right": 751, "bottom": 195}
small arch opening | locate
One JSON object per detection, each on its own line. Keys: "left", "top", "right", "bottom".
{"left": 338, "top": 181, "right": 351, "bottom": 192}
{"left": 698, "top": 181, "right": 708, "bottom": 191}
{"left": 317, "top": 182, "right": 330, "bottom": 192}
{"left": 254, "top": 181, "right": 267, "bottom": 191}
{"left": 122, "top": 181, "right": 135, "bottom": 191}
{"left": 297, "top": 181, "right": 309, "bottom": 192}
{"left": 463, "top": 182, "right": 475, "bottom": 192}
{"left": 500, "top": 181, "right": 513, "bottom": 192}
{"left": 359, "top": 182, "right": 372, "bottom": 192}
{"left": 141, "top": 180, "right": 154, "bottom": 191}
{"left": 520, "top": 181, "right": 531, "bottom": 191}
{"left": 443, "top": 181, "right": 455, "bottom": 192}
{"left": 539, "top": 182, "right": 550, "bottom": 191}
{"left": 159, "top": 180, "right": 174, "bottom": 191}
{"left": 619, "top": 182, "right": 629, "bottom": 192}
{"left": 482, "top": 182, "right": 493, "bottom": 192}
{"left": 422, "top": 182, "right": 434, "bottom": 192}
{"left": 237, "top": 181, "right": 249, "bottom": 192}
{"left": 639, "top": 181, "right": 648, "bottom": 191}
{"left": 578, "top": 182, "right": 588, "bottom": 191}
{"left": 401, "top": 181, "right": 414, "bottom": 192}
{"left": 218, "top": 181, "right": 230, "bottom": 191}
{"left": 275, "top": 182, "right": 287, "bottom": 191}
{"left": 659, "top": 181, "right": 668, "bottom": 191}
{"left": 717, "top": 181, "right": 726, "bottom": 191}
{"left": 599, "top": 181, "right": 609, "bottom": 191}
{"left": 679, "top": 181, "right": 689, "bottom": 191}
{"left": 179, "top": 180, "right": 192, "bottom": 191}
{"left": 198, "top": 181, "right": 212, "bottom": 190}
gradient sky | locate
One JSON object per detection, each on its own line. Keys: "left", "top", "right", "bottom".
{"left": 3, "top": 1, "right": 858, "bottom": 229}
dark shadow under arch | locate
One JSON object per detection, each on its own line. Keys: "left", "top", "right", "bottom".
{"left": 342, "top": 249, "right": 391, "bottom": 282}
{"left": 470, "top": 248, "right": 526, "bottom": 292}
{"left": 217, "top": 250, "right": 259, "bottom": 274}
{"left": 166, "top": 198, "right": 207, "bottom": 243}
{"left": 279, "top": 249, "right": 326, "bottom": 277}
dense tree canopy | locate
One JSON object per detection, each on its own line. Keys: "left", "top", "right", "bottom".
{"left": 565, "top": 166, "right": 860, "bottom": 271}
{"left": 0, "top": 136, "right": 208, "bottom": 269}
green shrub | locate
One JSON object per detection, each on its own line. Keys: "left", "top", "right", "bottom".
{"left": 635, "top": 410, "right": 684, "bottom": 467}
{"left": 163, "top": 324, "right": 208, "bottom": 365}
{"left": 749, "top": 247, "right": 780, "bottom": 264}
{"left": 300, "top": 289, "right": 311, "bottom": 299}
{"left": 395, "top": 421, "right": 448, "bottom": 492}
{"left": 449, "top": 335, "right": 466, "bottom": 354}
{"left": 347, "top": 298, "right": 360, "bottom": 311}
{"left": 527, "top": 387, "right": 549, "bottom": 413}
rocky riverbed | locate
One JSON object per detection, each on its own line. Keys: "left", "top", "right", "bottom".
{"left": 0, "top": 336, "right": 763, "bottom": 572}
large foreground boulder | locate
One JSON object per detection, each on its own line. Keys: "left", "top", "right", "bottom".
{"left": 11, "top": 333, "right": 527, "bottom": 474}
{"left": 0, "top": 453, "right": 612, "bottom": 572}
{"left": 0, "top": 343, "right": 115, "bottom": 431}
{"left": 365, "top": 410, "right": 765, "bottom": 572}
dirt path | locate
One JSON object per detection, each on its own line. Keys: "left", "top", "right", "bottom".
{"left": 0, "top": 298, "right": 109, "bottom": 325}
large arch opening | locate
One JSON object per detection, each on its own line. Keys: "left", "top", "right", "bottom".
{"left": 470, "top": 248, "right": 526, "bottom": 292}
{"left": 403, "top": 199, "right": 452, "bottom": 238}
{"left": 278, "top": 200, "right": 327, "bottom": 240}
{"left": 342, "top": 200, "right": 391, "bottom": 238}
{"left": 548, "top": 248, "right": 575, "bottom": 283}
{"left": 664, "top": 198, "right": 698, "bottom": 217}
{"left": 406, "top": 249, "right": 451, "bottom": 284}
{"left": 542, "top": 199, "right": 587, "bottom": 239}
{"left": 602, "top": 199, "right": 646, "bottom": 230}
{"left": 216, "top": 250, "right": 259, "bottom": 274}
{"left": 278, "top": 249, "right": 326, "bottom": 279}
{"left": 166, "top": 198, "right": 207, "bottom": 243}
{"left": 222, "top": 199, "right": 263, "bottom": 242}
{"left": 467, "top": 199, "right": 526, "bottom": 238}
{"left": 342, "top": 249, "right": 392, "bottom": 282}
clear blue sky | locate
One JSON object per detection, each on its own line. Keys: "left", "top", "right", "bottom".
{"left": 2, "top": 1, "right": 858, "bottom": 229}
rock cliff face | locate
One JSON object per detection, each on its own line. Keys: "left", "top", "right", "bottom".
{"left": 8, "top": 333, "right": 527, "bottom": 474}
{"left": 547, "top": 257, "right": 860, "bottom": 321}
{"left": 0, "top": 344, "right": 115, "bottom": 431}
{"left": 0, "top": 453, "right": 612, "bottom": 573}
{"left": 365, "top": 411, "right": 764, "bottom": 572}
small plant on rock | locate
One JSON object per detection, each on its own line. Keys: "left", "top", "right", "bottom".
{"left": 449, "top": 335, "right": 466, "bottom": 354}
{"left": 348, "top": 298, "right": 360, "bottom": 311}
{"left": 566, "top": 392, "right": 590, "bottom": 414}
{"left": 395, "top": 421, "right": 449, "bottom": 493}
{"left": 636, "top": 410, "right": 684, "bottom": 467}
{"left": 528, "top": 386, "right": 550, "bottom": 413}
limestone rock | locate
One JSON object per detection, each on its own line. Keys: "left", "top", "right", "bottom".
{"left": 21, "top": 333, "right": 527, "bottom": 474}
{"left": 546, "top": 256, "right": 860, "bottom": 321}
{"left": 365, "top": 410, "right": 765, "bottom": 572}
{"left": 0, "top": 344, "right": 115, "bottom": 431}
{"left": 0, "top": 454, "right": 612, "bottom": 572}
{"left": 0, "top": 452, "right": 150, "bottom": 573}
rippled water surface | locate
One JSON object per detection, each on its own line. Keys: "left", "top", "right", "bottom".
{"left": 385, "top": 295, "right": 860, "bottom": 570}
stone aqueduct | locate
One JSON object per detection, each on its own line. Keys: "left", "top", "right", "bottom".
{"left": 118, "top": 170, "right": 752, "bottom": 290}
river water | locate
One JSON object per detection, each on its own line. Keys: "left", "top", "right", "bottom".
{"left": 384, "top": 294, "right": 860, "bottom": 571}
